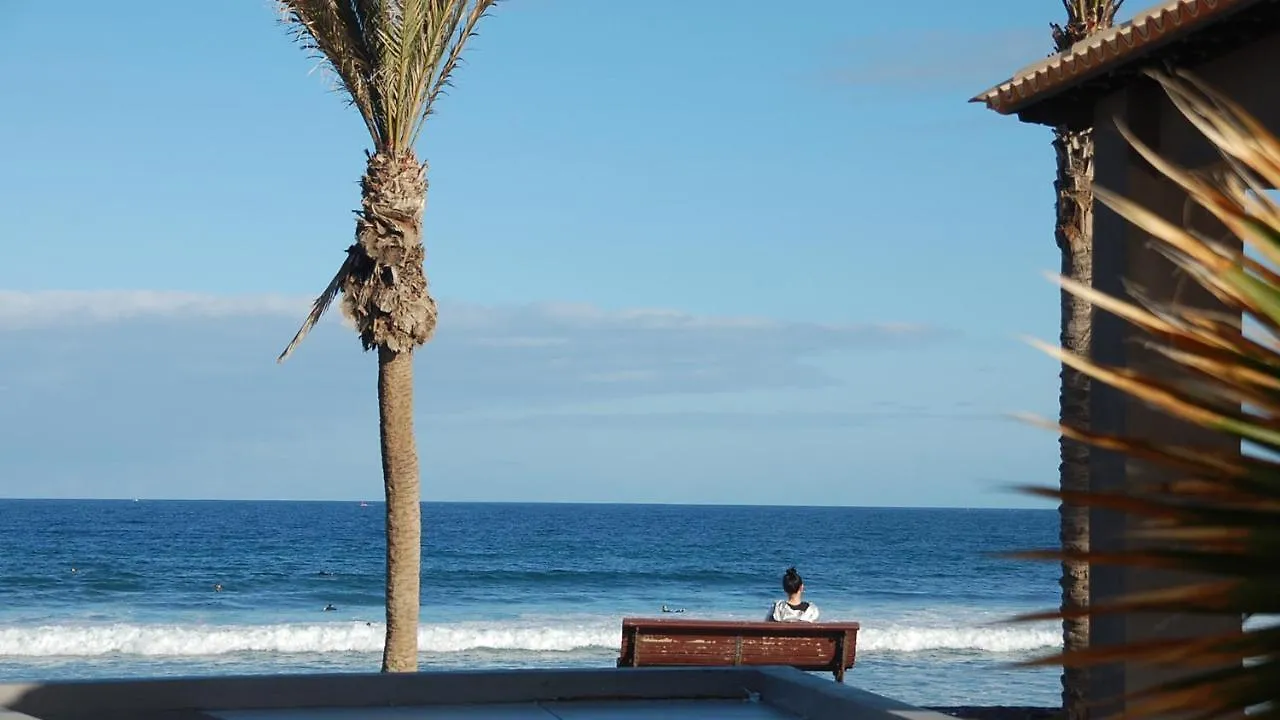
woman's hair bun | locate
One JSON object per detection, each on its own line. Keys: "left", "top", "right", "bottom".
{"left": 781, "top": 566, "right": 803, "bottom": 593}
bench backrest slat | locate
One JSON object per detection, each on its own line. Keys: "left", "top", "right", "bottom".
{"left": 617, "top": 618, "right": 860, "bottom": 682}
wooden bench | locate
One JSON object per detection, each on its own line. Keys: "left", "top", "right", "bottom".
{"left": 616, "top": 617, "right": 860, "bottom": 682}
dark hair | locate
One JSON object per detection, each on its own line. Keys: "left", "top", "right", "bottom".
{"left": 782, "top": 567, "right": 803, "bottom": 595}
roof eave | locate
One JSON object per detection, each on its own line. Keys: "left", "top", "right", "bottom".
{"left": 970, "top": 0, "right": 1269, "bottom": 124}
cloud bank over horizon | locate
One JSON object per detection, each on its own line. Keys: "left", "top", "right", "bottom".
{"left": 0, "top": 290, "right": 1054, "bottom": 507}
{"left": 0, "top": 290, "right": 945, "bottom": 404}
{"left": 0, "top": 289, "right": 937, "bottom": 334}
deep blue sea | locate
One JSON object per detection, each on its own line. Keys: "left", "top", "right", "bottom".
{"left": 0, "top": 501, "right": 1063, "bottom": 706}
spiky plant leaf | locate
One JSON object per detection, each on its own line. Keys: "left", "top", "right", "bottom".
{"left": 1022, "top": 69, "right": 1280, "bottom": 719}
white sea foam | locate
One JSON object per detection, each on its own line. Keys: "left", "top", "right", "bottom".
{"left": 0, "top": 621, "right": 1060, "bottom": 658}
{"left": 858, "top": 624, "right": 1060, "bottom": 653}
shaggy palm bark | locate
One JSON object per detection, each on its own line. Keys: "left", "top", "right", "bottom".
{"left": 1050, "top": 6, "right": 1120, "bottom": 715}
{"left": 344, "top": 152, "right": 437, "bottom": 672}
{"left": 1053, "top": 125, "right": 1094, "bottom": 720}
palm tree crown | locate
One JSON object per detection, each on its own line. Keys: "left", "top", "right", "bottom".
{"left": 282, "top": 1, "right": 497, "bottom": 155}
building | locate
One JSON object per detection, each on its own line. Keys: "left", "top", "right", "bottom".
{"left": 973, "top": 0, "right": 1280, "bottom": 715}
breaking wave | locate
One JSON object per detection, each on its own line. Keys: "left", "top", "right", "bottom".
{"left": 0, "top": 621, "right": 1059, "bottom": 658}
{"left": 858, "top": 624, "right": 1059, "bottom": 653}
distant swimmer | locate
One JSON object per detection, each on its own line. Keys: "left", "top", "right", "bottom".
{"left": 317, "top": 570, "right": 333, "bottom": 577}
{"left": 213, "top": 584, "right": 223, "bottom": 592}
{"left": 323, "top": 603, "right": 337, "bottom": 612}
{"left": 661, "top": 605, "right": 685, "bottom": 614}
{"left": 70, "top": 568, "right": 77, "bottom": 574}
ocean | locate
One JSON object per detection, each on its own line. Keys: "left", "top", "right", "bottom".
{"left": 0, "top": 500, "right": 1063, "bottom": 707}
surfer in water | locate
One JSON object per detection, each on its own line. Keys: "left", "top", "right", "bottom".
{"left": 661, "top": 605, "right": 685, "bottom": 614}
{"left": 767, "top": 567, "right": 819, "bottom": 622}
{"left": 323, "top": 603, "right": 337, "bottom": 612}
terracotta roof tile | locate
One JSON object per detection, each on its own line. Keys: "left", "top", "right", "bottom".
{"left": 972, "top": 0, "right": 1267, "bottom": 116}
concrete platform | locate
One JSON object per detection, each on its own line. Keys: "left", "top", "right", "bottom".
{"left": 0, "top": 667, "right": 954, "bottom": 720}
{"left": 215, "top": 699, "right": 796, "bottom": 720}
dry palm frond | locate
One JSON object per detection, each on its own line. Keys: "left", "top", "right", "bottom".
{"left": 1021, "top": 68, "right": 1280, "bottom": 720}
{"left": 277, "top": 247, "right": 357, "bottom": 362}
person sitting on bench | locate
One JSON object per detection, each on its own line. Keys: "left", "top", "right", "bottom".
{"left": 767, "top": 566, "right": 820, "bottom": 622}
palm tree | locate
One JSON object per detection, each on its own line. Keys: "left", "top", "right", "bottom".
{"left": 1048, "top": 3, "right": 1123, "bottom": 718}
{"left": 274, "top": 0, "right": 499, "bottom": 672}
{"left": 1021, "top": 69, "right": 1279, "bottom": 720}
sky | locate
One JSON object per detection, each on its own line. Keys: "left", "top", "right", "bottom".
{"left": 0, "top": 0, "right": 1121, "bottom": 507}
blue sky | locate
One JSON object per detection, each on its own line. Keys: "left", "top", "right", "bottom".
{"left": 0, "top": 0, "right": 1102, "bottom": 506}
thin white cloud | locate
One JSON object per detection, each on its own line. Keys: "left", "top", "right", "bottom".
{"left": 827, "top": 28, "right": 1047, "bottom": 89}
{"left": 0, "top": 290, "right": 310, "bottom": 330}
{"left": 0, "top": 289, "right": 949, "bottom": 422}
{"left": 0, "top": 290, "right": 936, "bottom": 340}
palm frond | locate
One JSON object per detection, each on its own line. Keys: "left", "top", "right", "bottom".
{"left": 277, "top": 248, "right": 356, "bottom": 363}
{"left": 279, "top": 0, "right": 499, "bottom": 154}
{"left": 1054, "top": 1, "right": 1125, "bottom": 51}
{"left": 279, "top": 1, "right": 379, "bottom": 139}
{"left": 415, "top": 0, "right": 496, "bottom": 143}
{"left": 1021, "top": 69, "right": 1280, "bottom": 719}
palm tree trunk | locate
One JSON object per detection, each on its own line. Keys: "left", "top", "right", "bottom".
{"left": 346, "top": 151, "right": 433, "bottom": 674}
{"left": 378, "top": 345, "right": 422, "bottom": 672}
{"left": 1054, "top": 126, "right": 1094, "bottom": 720}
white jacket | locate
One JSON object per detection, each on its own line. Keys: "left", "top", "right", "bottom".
{"left": 768, "top": 600, "right": 820, "bottom": 622}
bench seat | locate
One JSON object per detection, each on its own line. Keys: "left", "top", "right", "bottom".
{"left": 617, "top": 617, "right": 860, "bottom": 682}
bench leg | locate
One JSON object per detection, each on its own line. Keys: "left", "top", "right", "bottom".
{"left": 833, "top": 634, "right": 847, "bottom": 683}
{"left": 621, "top": 627, "right": 640, "bottom": 668}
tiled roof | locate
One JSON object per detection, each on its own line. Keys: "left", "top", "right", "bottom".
{"left": 972, "top": 0, "right": 1269, "bottom": 116}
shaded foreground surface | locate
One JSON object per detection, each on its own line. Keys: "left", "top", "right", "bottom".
{"left": 215, "top": 700, "right": 796, "bottom": 720}
{"left": 0, "top": 667, "right": 958, "bottom": 720}
{"left": 929, "top": 707, "right": 1059, "bottom": 720}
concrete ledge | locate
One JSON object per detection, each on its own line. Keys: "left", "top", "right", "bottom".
{"left": 0, "top": 667, "right": 954, "bottom": 720}
{"left": 753, "top": 667, "right": 956, "bottom": 720}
